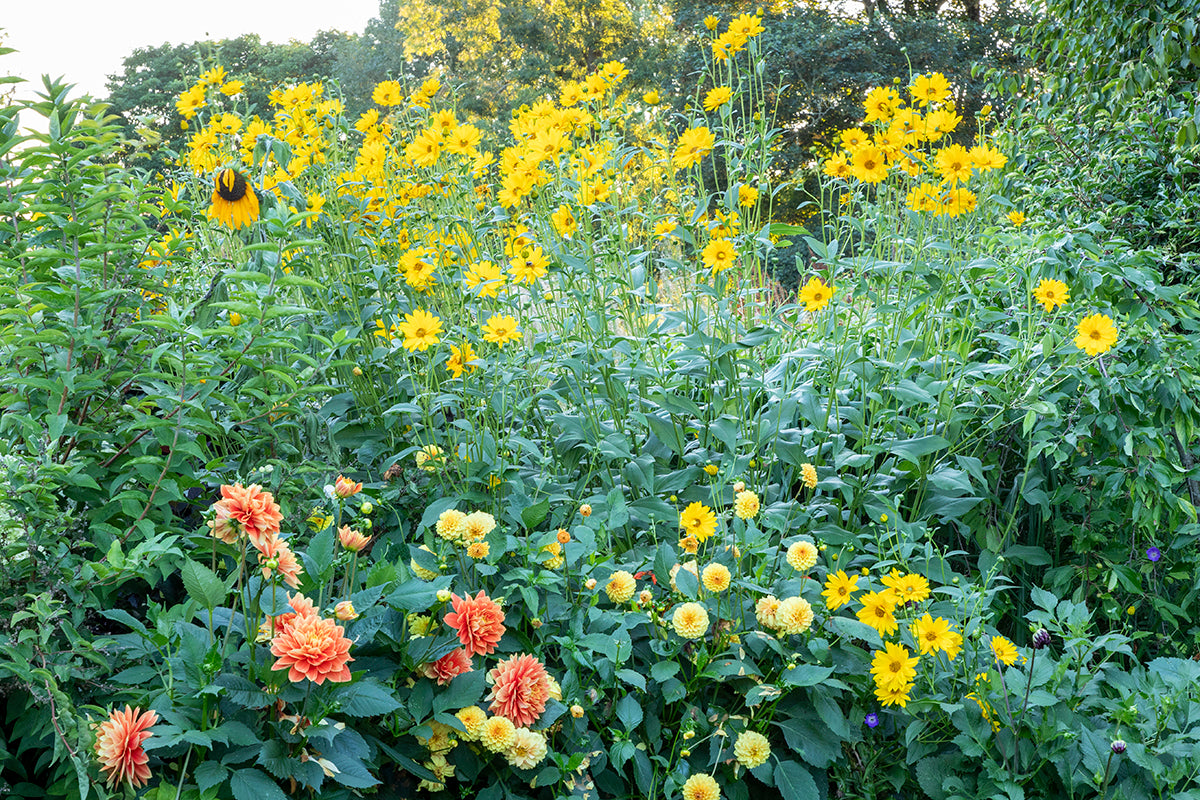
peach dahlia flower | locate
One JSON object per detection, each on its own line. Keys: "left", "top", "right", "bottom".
{"left": 93, "top": 706, "right": 158, "bottom": 788}
{"left": 444, "top": 590, "right": 506, "bottom": 657}
{"left": 486, "top": 653, "right": 551, "bottom": 728}
{"left": 212, "top": 483, "right": 283, "bottom": 549}
{"left": 270, "top": 607, "right": 354, "bottom": 685}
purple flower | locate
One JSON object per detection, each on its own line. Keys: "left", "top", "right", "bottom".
{"left": 1146, "top": 547, "right": 1162, "bottom": 563}
{"left": 864, "top": 713, "right": 879, "bottom": 729}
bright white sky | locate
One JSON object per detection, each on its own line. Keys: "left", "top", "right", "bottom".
{"left": 2, "top": 0, "right": 380, "bottom": 103}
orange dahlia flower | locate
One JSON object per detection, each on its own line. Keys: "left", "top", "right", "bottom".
{"left": 212, "top": 483, "right": 283, "bottom": 549}
{"left": 422, "top": 648, "right": 474, "bottom": 685}
{"left": 257, "top": 535, "right": 303, "bottom": 588}
{"left": 486, "top": 653, "right": 551, "bottom": 727}
{"left": 93, "top": 706, "right": 158, "bottom": 788}
{"left": 261, "top": 593, "right": 319, "bottom": 640}
{"left": 444, "top": 590, "right": 506, "bottom": 657}
{"left": 270, "top": 610, "right": 354, "bottom": 685}
{"left": 333, "top": 475, "right": 363, "bottom": 498}
{"left": 338, "top": 525, "right": 372, "bottom": 552}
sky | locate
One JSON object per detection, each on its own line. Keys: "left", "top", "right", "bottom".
{"left": 1, "top": 0, "right": 381, "bottom": 104}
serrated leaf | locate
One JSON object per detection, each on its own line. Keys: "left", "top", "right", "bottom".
{"left": 521, "top": 499, "right": 550, "bottom": 530}
{"left": 195, "top": 761, "right": 228, "bottom": 795}
{"left": 336, "top": 680, "right": 402, "bottom": 717}
{"left": 775, "top": 760, "right": 819, "bottom": 800}
{"left": 181, "top": 559, "right": 226, "bottom": 609}
{"left": 229, "top": 768, "right": 288, "bottom": 800}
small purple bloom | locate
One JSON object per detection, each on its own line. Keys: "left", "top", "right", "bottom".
{"left": 1146, "top": 547, "right": 1162, "bottom": 563}
{"left": 864, "top": 713, "right": 879, "bottom": 729}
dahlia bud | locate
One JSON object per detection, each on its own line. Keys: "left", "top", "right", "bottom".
{"left": 335, "top": 601, "right": 358, "bottom": 621}
{"left": 579, "top": 504, "right": 592, "bottom": 517}
{"left": 1111, "top": 740, "right": 1126, "bottom": 755}
{"left": 436, "top": 589, "right": 452, "bottom": 602}
{"left": 570, "top": 704, "right": 585, "bottom": 719}
{"left": 361, "top": 501, "right": 374, "bottom": 515}
{"left": 585, "top": 578, "right": 597, "bottom": 590}
{"left": 1032, "top": 628, "right": 1051, "bottom": 650}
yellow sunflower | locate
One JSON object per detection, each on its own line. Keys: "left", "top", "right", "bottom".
{"left": 210, "top": 169, "right": 260, "bottom": 230}
{"left": 398, "top": 308, "right": 443, "bottom": 352}
{"left": 1033, "top": 279, "right": 1069, "bottom": 312}
{"left": 679, "top": 502, "right": 717, "bottom": 542}
{"left": 1074, "top": 313, "right": 1118, "bottom": 356}
{"left": 821, "top": 569, "right": 859, "bottom": 610}
{"left": 702, "top": 239, "right": 737, "bottom": 273}
{"left": 799, "top": 276, "right": 835, "bottom": 312}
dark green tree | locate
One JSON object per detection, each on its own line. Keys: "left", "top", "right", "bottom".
{"left": 994, "top": 0, "right": 1200, "bottom": 258}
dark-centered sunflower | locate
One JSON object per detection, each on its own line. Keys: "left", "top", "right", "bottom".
{"left": 210, "top": 168, "right": 259, "bottom": 230}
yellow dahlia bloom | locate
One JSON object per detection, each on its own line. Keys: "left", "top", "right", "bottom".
{"left": 436, "top": 509, "right": 468, "bottom": 542}
{"left": 733, "top": 490, "right": 759, "bottom": 519}
{"left": 605, "top": 570, "right": 637, "bottom": 603}
{"left": 733, "top": 730, "right": 771, "bottom": 769}
{"left": 505, "top": 727, "right": 547, "bottom": 769}
{"left": 786, "top": 540, "right": 818, "bottom": 572}
{"left": 455, "top": 706, "right": 487, "bottom": 741}
{"left": 672, "top": 602, "right": 710, "bottom": 640}
{"left": 800, "top": 463, "right": 818, "bottom": 489}
{"left": 701, "top": 563, "right": 731, "bottom": 593}
{"left": 682, "top": 773, "right": 721, "bottom": 800}
{"left": 755, "top": 595, "right": 781, "bottom": 629}
{"left": 775, "top": 596, "right": 814, "bottom": 635}
{"left": 480, "top": 716, "right": 516, "bottom": 752}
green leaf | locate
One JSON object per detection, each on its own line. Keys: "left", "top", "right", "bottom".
{"left": 337, "top": 680, "right": 403, "bottom": 717}
{"left": 774, "top": 760, "right": 819, "bottom": 800}
{"left": 387, "top": 577, "right": 450, "bottom": 612}
{"left": 433, "top": 669, "right": 485, "bottom": 713}
{"left": 195, "top": 762, "right": 228, "bottom": 795}
{"left": 650, "top": 661, "right": 679, "bottom": 682}
{"left": 616, "top": 669, "right": 646, "bottom": 691}
{"left": 781, "top": 665, "right": 833, "bottom": 687}
{"left": 521, "top": 499, "right": 551, "bottom": 531}
{"left": 887, "top": 435, "right": 950, "bottom": 463}
{"left": 674, "top": 565, "right": 698, "bottom": 599}
{"left": 181, "top": 559, "right": 226, "bottom": 609}
{"left": 306, "top": 527, "right": 335, "bottom": 580}
{"left": 230, "top": 768, "right": 288, "bottom": 800}
{"left": 615, "top": 695, "right": 643, "bottom": 732}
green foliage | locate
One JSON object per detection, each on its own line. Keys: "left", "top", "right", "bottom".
{"left": 992, "top": 0, "right": 1200, "bottom": 258}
